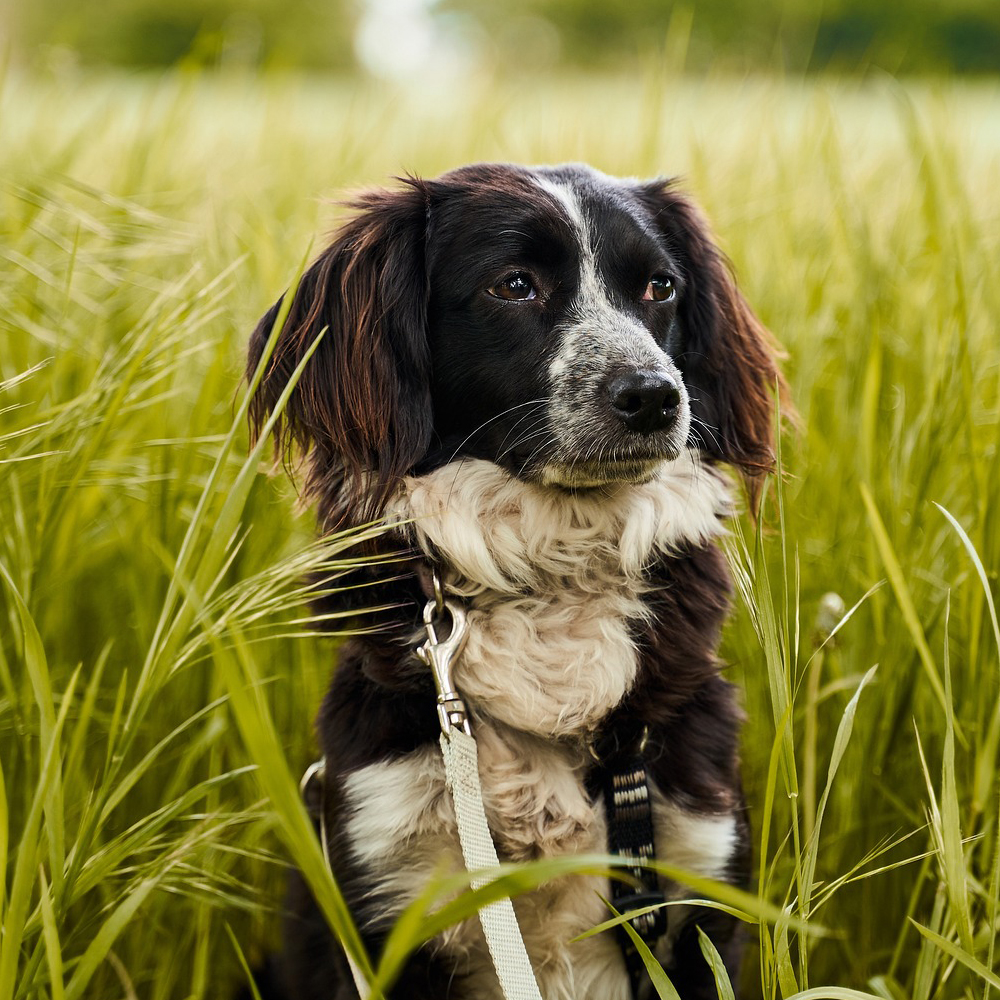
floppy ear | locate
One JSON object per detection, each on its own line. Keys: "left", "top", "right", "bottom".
{"left": 247, "top": 181, "right": 432, "bottom": 528}
{"left": 637, "top": 180, "right": 787, "bottom": 501}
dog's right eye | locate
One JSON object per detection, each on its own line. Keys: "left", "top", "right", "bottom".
{"left": 488, "top": 272, "right": 537, "bottom": 301}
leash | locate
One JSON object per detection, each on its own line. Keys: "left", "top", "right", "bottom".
{"left": 299, "top": 568, "right": 667, "bottom": 999}
{"left": 416, "top": 576, "right": 545, "bottom": 1000}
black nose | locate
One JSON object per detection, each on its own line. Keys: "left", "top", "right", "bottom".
{"left": 607, "top": 370, "right": 681, "bottom": 435}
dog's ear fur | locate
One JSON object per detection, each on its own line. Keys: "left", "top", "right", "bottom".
{"left": 637, "top": 180, "right": 787, "bottom": 503}
{"left": 248, "top": 180, "right": 432, "bottom": 527}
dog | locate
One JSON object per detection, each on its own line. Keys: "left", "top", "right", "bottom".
{"left": 246, "top": 162, "right": 783, "bottom": 1000}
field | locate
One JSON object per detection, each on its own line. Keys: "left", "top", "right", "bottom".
{"left": 2, "top": 66, "right": 1000, "bottom": 998}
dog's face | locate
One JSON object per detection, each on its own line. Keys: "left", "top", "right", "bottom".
{"left": 249, "top": 163, "right": 780, "bottom": 525}
{"left": 425, "top": 164, "right": 693, "bottom": 489}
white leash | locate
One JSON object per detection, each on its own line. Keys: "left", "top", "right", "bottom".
{"left": 439, "top": 728, "right": 543, "bottom": 1000}
{"left": 416, "top": 582, "right": 544, "bottom": 1000}
{"left": 302, "top": 576, "right": 543, "bottom": 1000}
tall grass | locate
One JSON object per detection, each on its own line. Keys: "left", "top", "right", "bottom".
{"left": 1, "top": 65, "right": 999, "bottom": 998}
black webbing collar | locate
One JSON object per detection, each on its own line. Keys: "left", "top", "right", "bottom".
{"left": 588, "top": 723, "right": 668, "bottom": 999}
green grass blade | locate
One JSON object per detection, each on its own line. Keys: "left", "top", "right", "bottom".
{"left": 63, "top": 876, "right": 160, "bottom": 1000}
{"left": 37, "top": 867, "right": 65, "bottom": 1000}
{"left": 934, "top": 502, "right": 1000, "bottom": 827}
{"left": 932, "top": 503, "right": 1000, "bottom": 665}
{"left": 784, "top": 991, "right": 886, "bottom": 1000}
{"left": 212, "top": 624, "right": 377, "bottom": 992}
{"left": 0, "top": 561, "right": 65, "bottom": 893}
{"left": 574, "top": 898, "right": 753, "bottom": 943}
{"left": 603, "top": 898, "right": 681, "bottom": 1000}
{"left": 0, "top": 670, "right": 78, "bottom": 1000}
{"left": 859, "top": 485, "right": 951, "bottom": 723}
{"left": 909, "top": 920, "right": 1000, "bottom": 990}
{"left": 696, "top": 926, "right": 736, "bottom": 1000}
{"left": 937, "top": 593, "right": 973, "bottom": 952}
{"left": 376, "top": 851, "right": 821, "bottom": 994}
{"left": 224, "top": 924, "right": 264, "bottom": 1000}
{"left": 799, "top": 665, "right": 878, "bottom": 921}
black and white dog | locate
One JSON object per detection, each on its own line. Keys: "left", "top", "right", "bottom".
{"left": 247, "top": 162, "right": 783, "bottom": 1000}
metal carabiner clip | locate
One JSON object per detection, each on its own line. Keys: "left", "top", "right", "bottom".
{"left": 416, "top": 592, "right": 471, "bottom": 736}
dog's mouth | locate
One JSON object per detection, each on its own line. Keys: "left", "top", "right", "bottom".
{"left": 504, "top": 430, "right": 686, "bottom": 489}
{"left": 494, "top": 382, "right": 691, "bottom": 489}
{"left": 537, "top": 452, "right": 677, "bottom": 489}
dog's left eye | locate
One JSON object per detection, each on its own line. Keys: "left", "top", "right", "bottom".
{"left": 488, "top": 272, "right": 537, "bottom": 301}
{"left": 643, "top": 275, "right": 675, "bottom": 302}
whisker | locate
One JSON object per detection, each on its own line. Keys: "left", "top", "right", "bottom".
{"left": 445, "top": 398, "right": 549, "bottom": 464}
{"left": 494, "top": 405, "right": 549, "bottom": 458}
{"left": 690, "top": 415, "right": 723, "bottom": 452}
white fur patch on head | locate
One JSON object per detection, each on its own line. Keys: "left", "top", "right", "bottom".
{"left": 385, "top": 452, "right": 730, "bottom": 735}
{"left": 532, "top": 173, "right": 692, "bottom": 475}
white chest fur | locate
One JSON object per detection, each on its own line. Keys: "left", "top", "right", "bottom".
{"left": 385, "top": 451, "right": 732, "bottom": 736}
{"left": 343, "top": 739, "right": 738, "bottom": 999}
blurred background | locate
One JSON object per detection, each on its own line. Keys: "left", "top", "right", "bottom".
{"left": 3, "top": 0, "right": 1000, "bottom": 78}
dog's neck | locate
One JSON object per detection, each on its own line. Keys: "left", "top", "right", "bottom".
{"left": 385, "top": 451, "right": 733, "bottom": 736}
{"left": 387, "top": 450, "right": 732, "bottom": 594}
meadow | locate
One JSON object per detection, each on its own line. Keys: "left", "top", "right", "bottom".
{"left": 2, "top": 66, "right": 999, "bottom": 998}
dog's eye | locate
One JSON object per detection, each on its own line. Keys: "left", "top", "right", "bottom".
{"left": 643, "top": 275, "right": 675, "bottom": 302}
{"left": 489, "top": 272, "right": 537, "bottom": 301}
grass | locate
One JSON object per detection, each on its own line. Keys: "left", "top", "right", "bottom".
{"left": 1, "top": 63, "right": 999, "bottom": 998}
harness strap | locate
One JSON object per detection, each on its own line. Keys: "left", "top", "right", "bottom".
{"left": 601, "top": 752, "right": 668, "bottom": 997}
{"left": 300, "top": 759, "right": 372, "bottom": 999}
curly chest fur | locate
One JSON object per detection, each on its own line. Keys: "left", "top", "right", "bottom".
{"left": 387, "top": 453, "right": 732, "bottom": 736}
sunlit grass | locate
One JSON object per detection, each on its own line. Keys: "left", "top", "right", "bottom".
{"left": 2, "top": 66, "right": 999, "bottom": 998}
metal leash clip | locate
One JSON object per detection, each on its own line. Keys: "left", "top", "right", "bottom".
{"left": 416, "top": 573, "right": 471, "bottom": 736}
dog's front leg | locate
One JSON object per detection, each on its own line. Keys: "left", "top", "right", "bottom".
{"left": 280, "top": 868, "right": 468, "bottom": 1000}
{"left": 661, "top": 903, "right": 745, "bottom": 999}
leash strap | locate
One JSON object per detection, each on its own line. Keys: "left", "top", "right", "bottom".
{"left": 417, "top": 587, "right": 544, "bottom": 1000}
{"left": 439, "top": 729, "right": 545, "bottom": 1000}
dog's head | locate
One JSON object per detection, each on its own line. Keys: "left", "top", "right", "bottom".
{"left": 249, "top": 163, "right": 783, "bottom": 527}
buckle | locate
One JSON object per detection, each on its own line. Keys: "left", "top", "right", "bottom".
{"left": 415, "top": 577, "right": 471, "bottom": 737}
{"left": 614, "top": 890, "right": 668, "bottom": 941}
